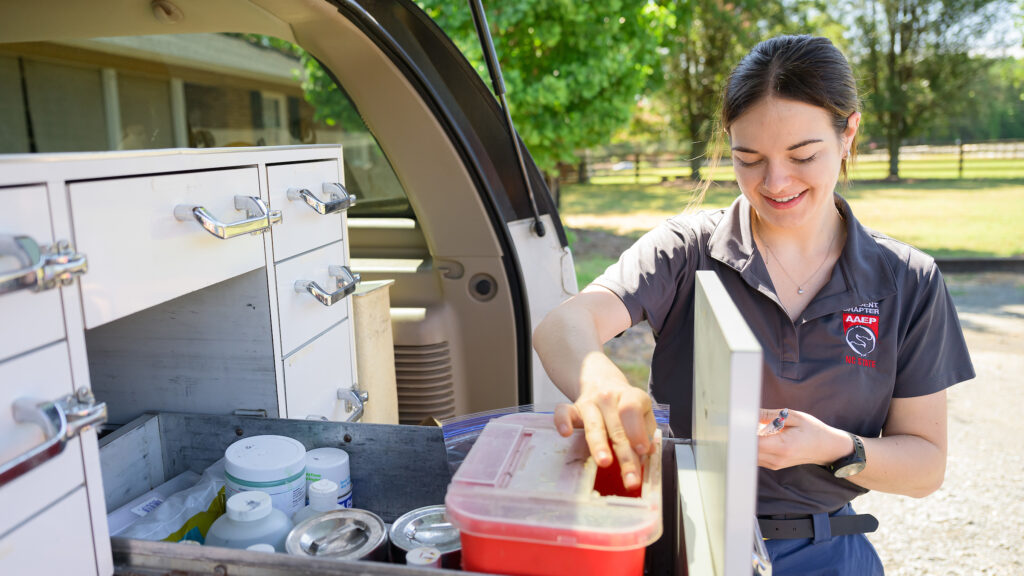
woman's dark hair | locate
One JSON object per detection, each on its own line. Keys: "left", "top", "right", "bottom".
{"left": 692, "top": 35, "right": 860, "bottom": 207}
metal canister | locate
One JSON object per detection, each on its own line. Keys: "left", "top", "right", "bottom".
{"left": 389, "top": 505, "right": 461, "bottom": 569}
{"left": 285, "top": 509, "right": 388, "bottom": 562}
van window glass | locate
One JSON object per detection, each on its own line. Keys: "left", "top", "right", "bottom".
{"left": 0, "top": 35, "right": 410, "bottom": 216}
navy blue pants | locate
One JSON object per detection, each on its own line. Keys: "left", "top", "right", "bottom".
{"left": 763, "top": 504, "right": 884, "bottom": 576}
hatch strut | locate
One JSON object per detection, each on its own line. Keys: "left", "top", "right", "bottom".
{"left": 468, "top": 0, "right": 547, "bottom": 237}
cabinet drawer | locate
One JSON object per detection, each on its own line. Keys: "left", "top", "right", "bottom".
{"left": 69, "top": 168, "right": 269, "bottom": 328}
{"left": 0, "top": 342, "right": 85, "bottom": 537}
{"left": 0, "top": 185, "right": 65, "bottom": 361}
{"left": 283, "top": 320, "right": 355, "bottom": 421}
{"left": 267, "top": 160, "right": 346, "bottom": 262}
{"left": 275, "top": 241, "right": 351, "bottom": 356}
{"left": 0, "top": 487, "right": 98, "bottom": 576}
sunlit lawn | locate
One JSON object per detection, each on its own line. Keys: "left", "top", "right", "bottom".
{"left": 562, "top": 177, "right": 1024, "bottom": 263}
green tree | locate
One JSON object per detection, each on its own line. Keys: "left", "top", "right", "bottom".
{"left": 658, "top": 0, "right": 829, "bottom": 181}
{"left": 847, "top": 0, "right": 1007, "bottom": 180}
{"left": 416, "top": 0, "right": 668, "bottom": 176}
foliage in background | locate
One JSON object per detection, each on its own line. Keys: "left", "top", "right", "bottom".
{"left": 232, "top": 34, "right": 368, "bottom": 136}
{"left": 916, "top": 57, "right": 1024, "bottom": 142}
{"left": 844, "top": 0, "right": 1008, "bottom": 180}
{"left": 416, "top": 0, "right": 668, "bottom": 175}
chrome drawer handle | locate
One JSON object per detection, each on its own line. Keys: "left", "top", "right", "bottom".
{"left": 287, "top": 182, "right": 357, "bottom": 215}
{"left": 173, "top": 195, "right": 283, "bottom": 239}
{"left": 0, "top": 388, "right": 107, "bottom": 488}
{"left": 0, "top": 235, "right": 88, "bottom": 297}
{"left": 338, "top": 388, "right": 369, "bottom": 423}
{"left": 294, "top": 265, "right": 360, "bottom": 307}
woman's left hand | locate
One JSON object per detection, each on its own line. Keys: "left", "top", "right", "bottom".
{"left": 757, "top": 409, "right": 854, "bottom": 470}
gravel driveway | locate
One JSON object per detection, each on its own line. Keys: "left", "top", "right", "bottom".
{"left": 594, "top": 258, "right": 1024, "bottom": 574}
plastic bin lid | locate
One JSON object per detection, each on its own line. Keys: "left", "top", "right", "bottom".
{"left": 445, "top": 413, "right": 663, "bottom": 550}
{"left": 225, "top": 435, "right": 306, "bottom": 482}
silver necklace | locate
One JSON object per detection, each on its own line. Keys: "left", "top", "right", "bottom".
{"left": 755, "top": 221, "right": 839, "bottom": 295}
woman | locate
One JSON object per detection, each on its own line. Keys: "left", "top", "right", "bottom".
{"left": 533, "top": 35, "right": 974, "bottom": 574}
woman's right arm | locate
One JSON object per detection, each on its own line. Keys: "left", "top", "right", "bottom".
{"left": 533, "top": 285, "right": 656, "bottom": 491}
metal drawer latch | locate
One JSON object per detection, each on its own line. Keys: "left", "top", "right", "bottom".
{"left": 295, "top": 265, "right": 360, "bottom": 307}
{"left": 287, "top": 182, "right": 356, "bottom": 215}
{"left": 0, "top": 388, "right": 107, "bottom": 487}
{"left": 0, "top": 235, "right": 88, "bottom": 297}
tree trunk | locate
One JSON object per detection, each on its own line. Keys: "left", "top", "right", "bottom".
{"left": 689, "top": 138, "right": 707, "bottom": 182}
{"left": 545, "top": 172, "right": 560, "bottom": 209}
{"left": 577, "top": 153, "right": 589, "bottom": 185}
{"left": 887, "top": 120, "right": 900, "bottom": 181}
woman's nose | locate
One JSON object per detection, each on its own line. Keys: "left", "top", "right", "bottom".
{"left": 762, "top": 161, "right": 794, "bottom": 194}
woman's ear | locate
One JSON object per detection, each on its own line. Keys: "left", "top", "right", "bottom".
{"left": 844, "top": 112, "right": 862, "bottom": 149}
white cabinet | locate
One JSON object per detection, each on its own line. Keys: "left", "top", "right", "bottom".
{"left": 0, "top": 145, "right": 359, "bottom": 575}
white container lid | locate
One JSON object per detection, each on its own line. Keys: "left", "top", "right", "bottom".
{"left": 309, "top": 479, "right": 339, "bottom": 511}
{"left": 307, "top": 447, "right": 350, "bottom": 474}
{"left": 406, "top": 546, "right": 442, "bottom": 566}
{"left": 225, "top": 435, "right": 306, "bottom": 482}
{"left": 227, "top": 491, "right": 273, "bottom": 522}
{"left": 246, "top": 543, "right": 276, "bottom": 553}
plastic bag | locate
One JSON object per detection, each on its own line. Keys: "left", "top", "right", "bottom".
{"left": 118, "top": 458, "right": 227, "bottom": 544}
{"left": 440, "top": 403, "right": 671, "bottom": 476}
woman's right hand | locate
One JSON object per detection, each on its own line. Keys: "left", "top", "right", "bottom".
{"left": 534, "top": 285, "right": 654, "bottom": 491}
{"left": 553, "top": 378, "right": 656, "bottom": 491}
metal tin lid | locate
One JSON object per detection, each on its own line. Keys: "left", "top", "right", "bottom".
{"left": 389, "top": 505, "right": 460, "bottom": 554}
{"left": 285, "top": 509, "right": 387, "bottom": 560}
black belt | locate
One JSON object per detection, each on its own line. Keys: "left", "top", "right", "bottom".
{"left": 757, "top": 513, "right": 879, "bottom": 540}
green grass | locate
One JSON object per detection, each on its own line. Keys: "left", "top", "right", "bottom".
{"left": 613, "top": 362, "right": 650, "bottom": 390}
{"left": 574, "top": 255, "right": 618, "bottom": 289}
{"left": 562, "top": 177, "right": 1024, "bottom": 261}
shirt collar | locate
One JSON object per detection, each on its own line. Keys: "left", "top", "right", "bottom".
{"left": 708, "top": 194, "right": 898, "bottom": 322}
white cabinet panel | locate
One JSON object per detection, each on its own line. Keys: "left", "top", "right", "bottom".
{"left": 69, "top": 167, "right": 268, "bottom": 328}
{"left": 0, "top": 342, "right": 85, "bottom": 537}
{"left": 275, "top": 241, "right": 351, "bottom": 356}
{"left": 283, "top": 320, "right": 354, "bottom": 421}
{"left": 0, "top": 185, "right": 65, "bottom": 361}
{"left": 0, "top": 487, "right": 97, "bottom": 576}
{"left": 267, "top": 159, "right": 345, "bottom": 262}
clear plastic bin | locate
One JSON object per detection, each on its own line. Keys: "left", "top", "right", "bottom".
{"left": 445, "top": 413, "right": 663, "bottom": 576}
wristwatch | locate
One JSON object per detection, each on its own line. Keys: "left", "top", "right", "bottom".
{"left": 828, "top": 432, "right": 866, "bottom": 478}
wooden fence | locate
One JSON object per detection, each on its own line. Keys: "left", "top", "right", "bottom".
{"left": 570, "top": 140, "right": 1024, "bottom": 184}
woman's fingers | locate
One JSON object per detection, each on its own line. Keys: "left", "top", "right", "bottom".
{"left": 553, "top": 403, "right": 582, "bottom": 436}
{"left": 577, "top": 401, "right": 613, "bottom": 467}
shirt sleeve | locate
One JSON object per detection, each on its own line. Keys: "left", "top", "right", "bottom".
{"left": 894, "top": 261, "right": 975, "bottom": 398}
{"left": 590, "top": 216, "right": 697, "bottom": 335}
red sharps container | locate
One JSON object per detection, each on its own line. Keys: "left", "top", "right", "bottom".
{"left": 445, "top": 413, "right": 663, "bottom": 576}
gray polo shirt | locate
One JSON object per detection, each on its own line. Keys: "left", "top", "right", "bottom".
{"left": 593, "top": 194, "right": 974, "bottom": 514}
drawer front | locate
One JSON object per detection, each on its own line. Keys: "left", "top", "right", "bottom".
{"left": 276, "top": 241, "right": 351, "bottom": 356}
{"left": 69, "top": 167, "right": 268, "bottom": 328}
{"left": 0, "top": 342, "right": 85, "bottom": 537}
{"left": 0, "top": 185, "right": 65, "bottom": 361}
{"left": 0, "top": 487, "right": 98, "bottom": 576}
{"left": 283, "top": 320, "right": 355, "bottom": 420}
{"left": 267, "top": 160, "right": 345, "bottom": 262}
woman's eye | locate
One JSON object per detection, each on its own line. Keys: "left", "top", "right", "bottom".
{"left": 794, "top": 154, "right": 818, "bottom": 164}
{"left": 735, "top": 158, "right": 763, "bottom": 167}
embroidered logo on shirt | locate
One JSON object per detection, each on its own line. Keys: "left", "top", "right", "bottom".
{"left": 843, "top": 302, "right": 879, "bottom": 368}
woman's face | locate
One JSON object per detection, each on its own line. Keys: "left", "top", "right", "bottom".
{"left": 728, "top": 97, "right": 858, "bottom": 232}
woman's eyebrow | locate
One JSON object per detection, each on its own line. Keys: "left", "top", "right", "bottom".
{"left": 731, "top": 139, "right": 824, "bottom": 154}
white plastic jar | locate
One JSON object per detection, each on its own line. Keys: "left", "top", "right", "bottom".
{"left": 305, "top": 447, "right": 353, "bottom": 508}
{"left": 205, "top": 491, "right": 293, "bottom": 551}
{"left": 225, "top": 435, "right": 307, "bottom": 517}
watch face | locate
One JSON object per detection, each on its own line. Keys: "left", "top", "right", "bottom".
{"left": 834, "top": 460, "right": 866, "bottom": 478}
